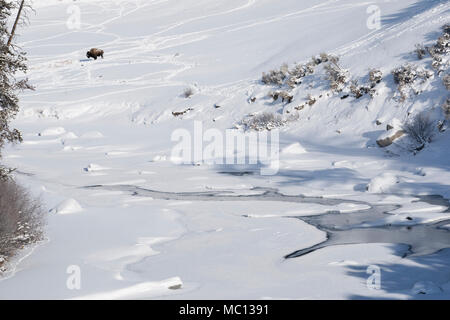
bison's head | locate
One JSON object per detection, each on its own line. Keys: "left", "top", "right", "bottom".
{"left": 86, "top": 51, "right": 91, "bottom": 59}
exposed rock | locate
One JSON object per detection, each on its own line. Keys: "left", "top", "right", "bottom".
{"left": 377, "top": 130, "right": 405, "bottom": 147}
{"left": 169, "top": 284, "right": 183, "bottom": 290}
{"left": 386, "top": 118, "right": 402, "bottom": 132}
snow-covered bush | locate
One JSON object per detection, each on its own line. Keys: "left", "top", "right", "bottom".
{"left": 402, "top": 113, "right": 435, "bottom": 150}
{"left": 426, "top": 25, "right": 450, "bottom": 71}
{"left": 0, "top": 179, "right": 44, "bottom": 262}
{"left": 241, "top": 112, "right": 285, "bottom": 131}
{"left": 427, "top": 46, "right": 443, "bottom": 69}
{"left": 324, "top": 61, "right": 349, "bottom": 92}
{"left": 443, "top": 74, "right": 450, "bottom": 90}
{"left": 443, "top": 24, "right": 450, "bottom": 35}
{"left": 392, "top": 64, "right": 432, "bottom": 100}
{"left": 435, "top": 32, "right": 450, "bottom": 55}
{"left": 350, "top": 80, "right": 363, "bottom": 98}
{"left": 309, "top": 56, "right": 321, "bottom": 66}
{"left": 348, "top": 69, "right": 382, "bottom": 99}
{"left": 319, "top": 52, "right": 330, "bottom": 63}
{"left": 261, "top": 54, "right": 337, "bottom": 89}
{"left": 392, "top": 64, "right": 430, "bottom": 85}
{"left": 369, "top": 69, "right": 383, "bottom": 86}
{"left": 349, "top": 80, "right": 371, "bottom": 99}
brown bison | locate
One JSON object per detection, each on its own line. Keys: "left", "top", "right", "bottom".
{"left": 86, "top": 48, "right": 104, "bottom": 60}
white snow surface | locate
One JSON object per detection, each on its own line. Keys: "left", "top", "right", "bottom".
{"left": 51, "top": 198, "right": 83, "bottom": 215}
{"left": 1, "top": 0, "right": 450, "bottom": 299}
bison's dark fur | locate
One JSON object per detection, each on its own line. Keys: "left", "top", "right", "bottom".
{"left": 86, "top": 48, "right": 104, "bottom": 60}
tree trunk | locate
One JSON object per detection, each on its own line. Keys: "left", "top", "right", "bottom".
{"left": 7, "top": 0, "right": 25, "bottom": 47}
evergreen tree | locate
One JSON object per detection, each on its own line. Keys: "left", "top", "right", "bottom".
{"left": 0, "top": 0, "right": 32, "bottom": 179}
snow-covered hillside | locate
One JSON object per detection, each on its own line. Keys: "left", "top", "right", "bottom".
{"left": 0, "top": 0, "right": 450, "bottom": 299}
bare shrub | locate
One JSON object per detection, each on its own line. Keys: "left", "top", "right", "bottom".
{"left": 415, "top": 44, "right": 427, "bottom": 60}
{"left": 286, "top": 76, "right": 298, "bottom": 89}
{"left": 327, "top": 54, "right": 340, "bottom": 65}
{"left": 0, "top": 179, "right": 44, "bottom": 262}
{"left": 305, "top": 61, "right": 316, "bottom": 74}
{"left": 183, "top": 87, "right": 195, "bottom": 98}
{"left": 402, "top": 113, "right": 435, "bottom": 149}
{"left": 285, "top": 63, "right": 307, "bottom": 88}
{"left": 324, "top": 60, "right": 349, "bottom": 92}
{"left": 443, "top": 74, "right": 450, "bottom": 90}
{"left": 242, "top": 112, "right": 285, "bottom": 131}
{"left": 348, "top": 69, "right": 382, "bottom": 99}
{"left": 0, "top": 167, "right": 13, "bottom": 181}
{"left": 427, "top": 45, "right": 444, "bottom": 71}
{"left": 262, "top": 65, "right": 289, "bottom": 86}
{"left": 289, "top": 63, "right": 307, "bottom": 79}
{"left": 350, "top": 80, "right": 362, "bottom": 98}
{"left": 442, "top": 98, "right": 450, "bottom": 120}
